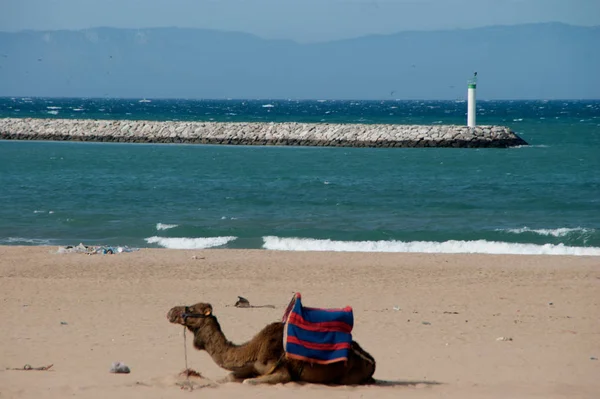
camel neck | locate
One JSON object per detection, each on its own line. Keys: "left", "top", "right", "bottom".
{"left": 195, "top": 317, "right": 246, "bottom": 371}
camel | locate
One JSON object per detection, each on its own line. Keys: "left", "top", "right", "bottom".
{"left": 167, "top": 301, "right": 376, "bottom": 385}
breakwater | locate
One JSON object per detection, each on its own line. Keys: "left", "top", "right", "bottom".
{"left": 0, "top": 118, "right": 527, "bottom": 148}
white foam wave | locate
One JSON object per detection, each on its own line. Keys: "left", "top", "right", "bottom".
{"left": 46, "top": 106, "right": 62, "bottom": 110}
{"left": 262, "top": 104, "right": 275, "bottom": 108}
{"left": 262, "top": 237, "right": 600, "bottom": 256}
{"left": 156, "top": 223, "right": 178, "bottom": 231}
{"left": 47, "top": 110, "right": 59, "bottom": 115}
{"left": 145, "top": 236, "right": 236, "bottom": 249}
{"left": 1, "top": 237, "right": 52, "bottom": 245}
{"left": 500, "top": 227, "right": 592, "bottom": 237}
{"left": 510, "top": 144, "right": 549, "bottom": 149}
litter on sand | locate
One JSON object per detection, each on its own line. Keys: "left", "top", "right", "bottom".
{"left": 110, "top": 362, "right": 131, "bottom": 374}
{"left": 57, "top": 243, "right": 139, "bottom": 255}
{"left": 230, "top": 296, "right": 276, "bottom": 309}
{"left": 7, "top": 364, "right": 54, "bottom": 371}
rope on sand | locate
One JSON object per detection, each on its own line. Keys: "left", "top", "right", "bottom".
{"left": 178, "top": 327, "right": 216, "bottom": 390}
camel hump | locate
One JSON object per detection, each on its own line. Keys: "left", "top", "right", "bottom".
{"left": 283, "top": 293, "right": 354, "bottom": 364}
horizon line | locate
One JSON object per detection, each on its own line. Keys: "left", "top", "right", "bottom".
{"left": 1, "top": 96, "right": 599, "bottom": 102}
{"left": 1, "top": 21, "right": 598, "bottom": 44}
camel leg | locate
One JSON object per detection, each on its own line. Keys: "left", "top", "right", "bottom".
{"left": 242, "top": 369, "right": 291, "bottom": 385}
{"left": 218, "top": 373, "right": 245, "bottom": 383}
{"left": 218, "top": 366, "right": 257, "bottom": 384}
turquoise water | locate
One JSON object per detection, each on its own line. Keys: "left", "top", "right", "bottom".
{"left": 1, "top": 98, "right": 599, "bottom": 255}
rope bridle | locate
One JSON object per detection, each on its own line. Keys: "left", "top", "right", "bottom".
{"left": 181, "top": 307, "right": 211, "bottom": 370}
{"left": 181, "top": 307, "right": 211, "bottom": 322}
{"left": 180, "top": 307, "right": 212, "bottom": 391}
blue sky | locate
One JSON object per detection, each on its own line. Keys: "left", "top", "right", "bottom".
{"left": 2, "top": 0, "right": 599, "bottom": 42}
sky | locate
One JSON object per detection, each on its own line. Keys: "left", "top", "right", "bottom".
{"left": 1, "top": 0, "right": 600, "bottom": 42}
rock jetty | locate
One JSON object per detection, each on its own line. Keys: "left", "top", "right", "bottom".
{"left": 0, "top": 118, "right": 527, "bottom": 148}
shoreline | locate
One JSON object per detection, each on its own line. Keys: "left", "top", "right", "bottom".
{"left": 4, "top": 237, "right": 600, "bottom": 256}
{"left": 1, "top": 246, "right": 598, "bottom": 398}
{"left": 0, "top": 117, "right": 528, "bottom": 148}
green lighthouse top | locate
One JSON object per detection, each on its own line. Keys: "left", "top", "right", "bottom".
{"left": 468, "top": 72, "right": 478, "bottom": 88}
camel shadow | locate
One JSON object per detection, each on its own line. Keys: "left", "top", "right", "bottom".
{"left": 289, "top": 379, "right": 442, "bottom": 388}
{"left": 372, "top": 379, "right": 443, "bottom": 387}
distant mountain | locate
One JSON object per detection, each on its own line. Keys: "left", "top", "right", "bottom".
{"left": 0, "top": 23, "right": 598, "bottom": 100}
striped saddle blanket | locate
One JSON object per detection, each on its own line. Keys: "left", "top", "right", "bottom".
{"left": 282, "top": 293, "right": 353, "bottom": 364}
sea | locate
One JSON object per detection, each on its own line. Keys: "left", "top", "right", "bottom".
{"left": 1, "top": 97, "right": 599, "bottom": 255}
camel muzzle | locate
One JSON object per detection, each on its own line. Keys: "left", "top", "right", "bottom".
{"left": 167, "top": 306, "right": 210, "bottom": 325}
{"left": 167, "top": 307, "right": 185, "bottom": 324}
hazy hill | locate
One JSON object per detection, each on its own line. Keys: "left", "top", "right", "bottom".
{"left": 0, "top": 23, "right": 598, "bottom": 99}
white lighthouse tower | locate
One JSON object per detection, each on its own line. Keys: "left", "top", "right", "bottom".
{"left": 467, "top": 72, "right": 477, "bottom": 127}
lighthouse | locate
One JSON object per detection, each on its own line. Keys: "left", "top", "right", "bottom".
{"left": 467, "top": 72, "right": 477, "bottom": 127}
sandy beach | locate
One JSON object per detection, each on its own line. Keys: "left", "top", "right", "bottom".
{"left": 1, "top": 246, "right": 598, "bottom": 398}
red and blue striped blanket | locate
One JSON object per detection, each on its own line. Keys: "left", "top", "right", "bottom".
{"left": 282, "top": 293, "right": 354, "bottom": 364}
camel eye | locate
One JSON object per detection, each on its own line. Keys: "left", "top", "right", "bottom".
{"left": 185, "top": 306, "right": 192, "bottom": 313}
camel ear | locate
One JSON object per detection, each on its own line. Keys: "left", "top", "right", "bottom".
{"left": 204, "top": 307, "right": 212, "bottom": 316}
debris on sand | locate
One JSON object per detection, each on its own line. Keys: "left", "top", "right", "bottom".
{"left": 6, "top": 364, "right": 54, "bottom": 371}
{"left": 496, "top": 337, "right": 513, "bottom": 341}
{"left": 233, "top": 296, "right": 276, "bottom": 309}
{"left": 176, "top": 369, "right": 215, "bottom": 391}
{"left": 57, "top": 243, "right": 139, "bottom": 255}
{"left": 179, "top": 368, "right": 203, "bottom": 378}
{"left": 110, "top": 362, "right": 131, "bottom": 374}
{"left": 235, "top": 296, "right": 251, "bottom": 308}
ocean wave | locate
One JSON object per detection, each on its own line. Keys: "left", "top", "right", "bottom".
{"left": 509, "top": 144, "right": 549, "bottom": 149}
{"left": 262, "top": 236, "right": 600, "bottom": 256}
{"left": 145, "top": 236, "right": 236, "bottom": 249}
{"left": 156, "top": 223, "right": 178, "bottom": 231}
{"left": 499, "top": 227, "right": 593, "bottom": 237}
{"left": 0, "top": 237, "right": 52, "bottom": 245}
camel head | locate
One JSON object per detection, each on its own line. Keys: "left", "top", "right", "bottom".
{"left": 167, "top": 302, "right": 213, "bottom": 331}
